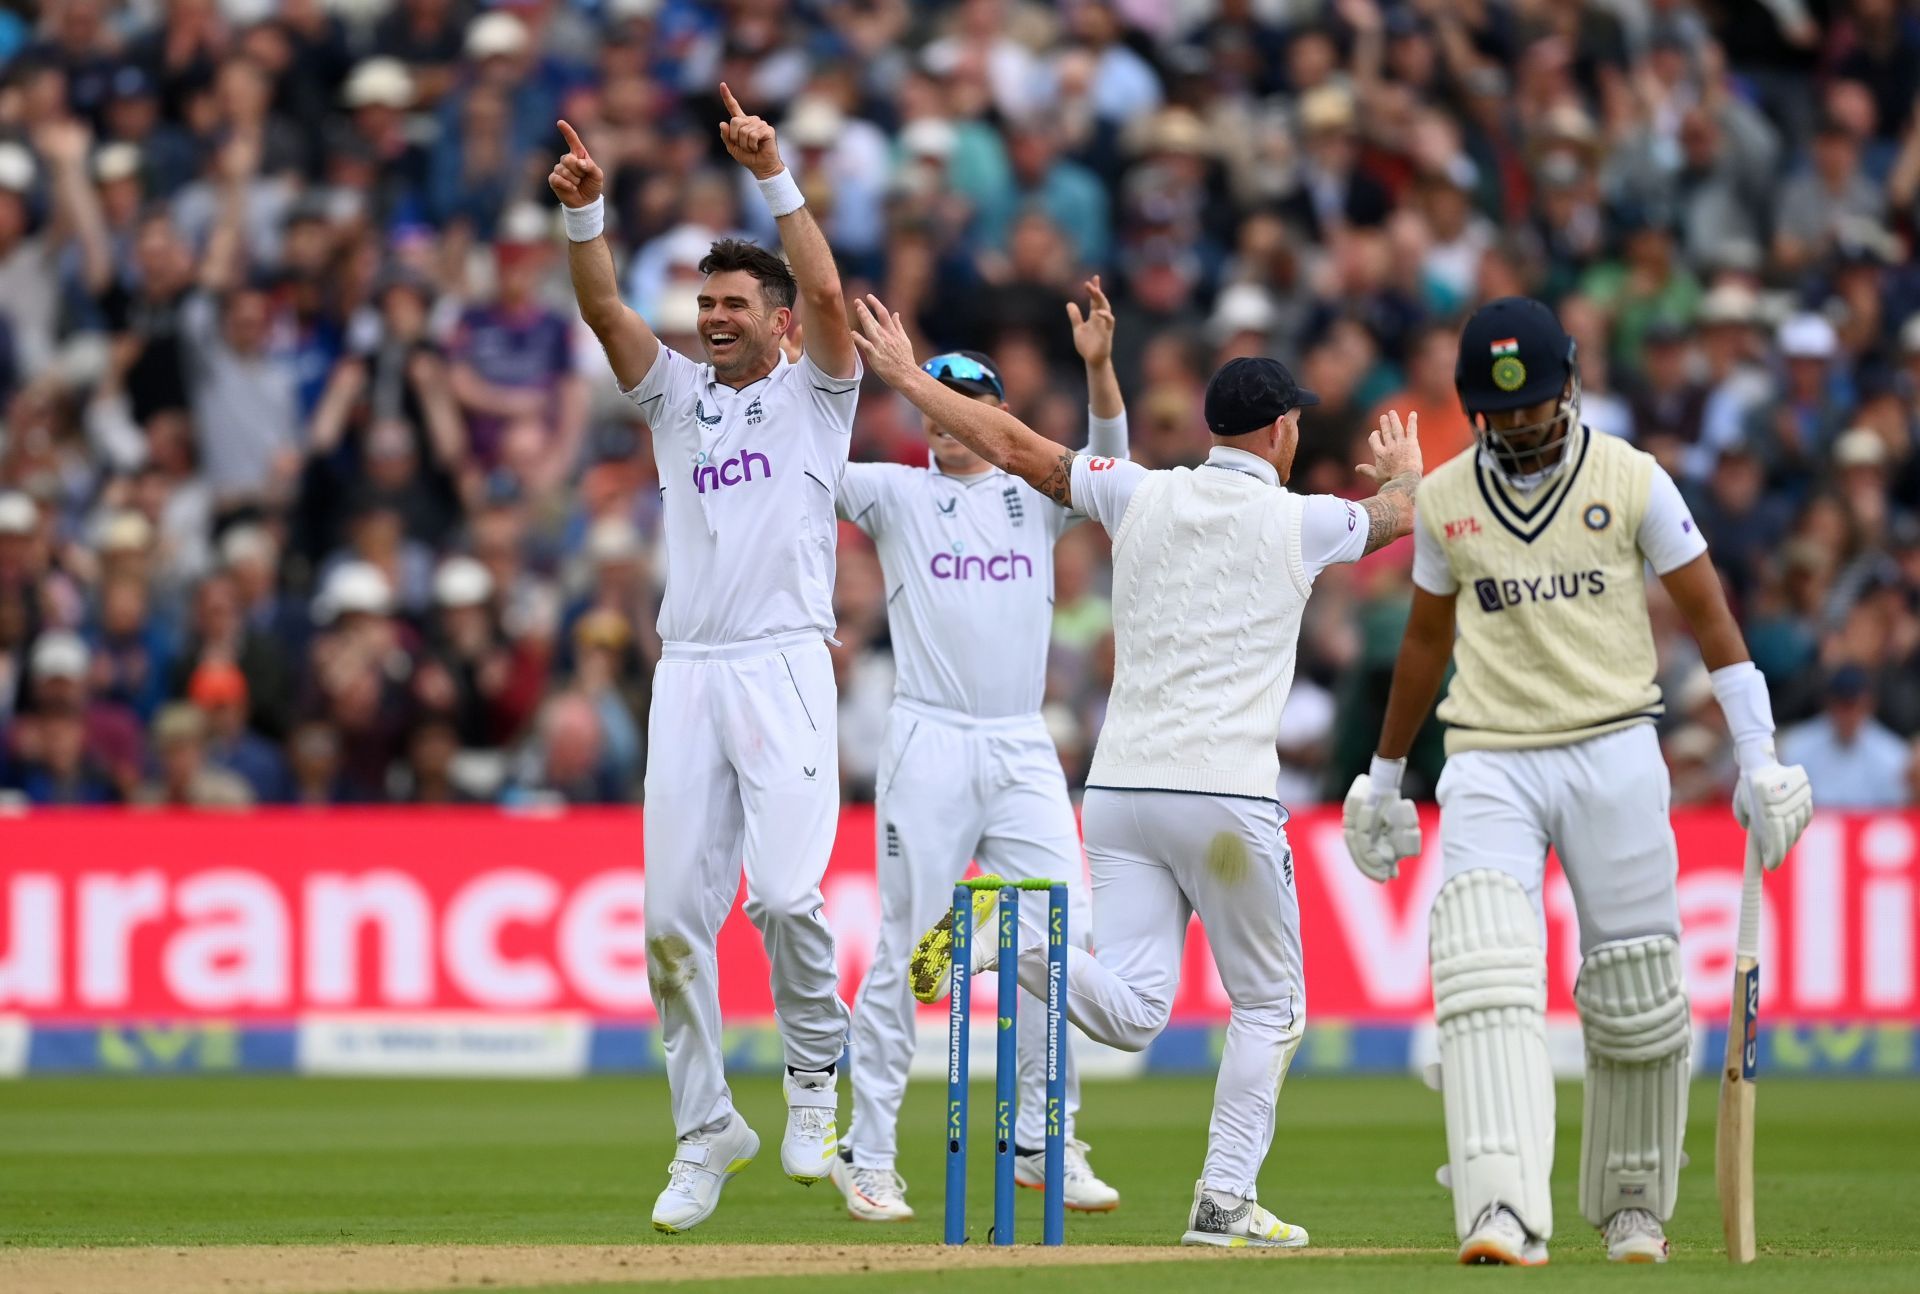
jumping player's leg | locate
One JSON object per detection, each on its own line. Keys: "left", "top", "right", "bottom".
{"left": 643, "top": 658, "right": 748, "bottom": 1140}
{"left": 847, "top": 715, "right": 984, "bottom": 1174}
{"left": 1550, "top": 726, "right": 1687, "bottom": 1261}
{"left": 644, "top": 658, "right": 756, "bottom": 1232}
{"left": 1106, "top": 790, "right": 1307, "bottom": 1248}
{"left": 1011, "top": 788, "right": 1189, "bottom": 1053}
{"left": 726, "top": 641, "right": 849, "bottom": 1185}
{"left": 1432, "top": 749, "right": 1556, "bottom": 1263}
{"left": 976, "top": 722, "right": 1113, "bottom": 1209}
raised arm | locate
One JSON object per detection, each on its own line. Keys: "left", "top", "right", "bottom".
{"left": 852, "top": 294, "right": 1075, "bottom": 505}
{"left": 718, "top": 84, "right": 857, "bottom": 379}
{"left": 549, "top": 120, "right": 659, "bottom": 389}
{"left": 1068, "top": 275, "right": 1123, "bottom": 422}
{"left": 1354, "top": 410, "right": 1422, "bottom": 554}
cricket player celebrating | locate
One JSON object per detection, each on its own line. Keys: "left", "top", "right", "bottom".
{"left": 849, "top": 293, "right": 1422, "bottom": 1247}
{"left": 829, "top": 280, "right": 1128, "bottom": 1222}
{"left": 549, "top": 89, "right": 861, "bottom": 1234}
{"left": 1340, "top": 297, "right": 1813, "bottom": 1265}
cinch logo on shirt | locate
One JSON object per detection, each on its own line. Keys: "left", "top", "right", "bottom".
{"left": 1473, "top": 570, "right": 1606, "bottom": 613}
{"left": 930, "top": 547, "right": 1036, "bottom": 581}
{"left": 693, "top": 450, "right": 772, "bottom": 494}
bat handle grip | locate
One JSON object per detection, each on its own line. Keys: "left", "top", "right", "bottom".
{"left": 1735, "top": 832, "right": 1763, "bottom": 962}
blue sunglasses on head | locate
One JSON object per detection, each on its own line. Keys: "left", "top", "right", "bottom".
{"left": 921, "top": 352, "right": 1004, "bottom": 399}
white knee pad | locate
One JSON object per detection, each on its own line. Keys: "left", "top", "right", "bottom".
{"left": 1575, "top": 935, "right": 1690, "bottom": 1226}
{"left": 1430, "top": 869, "right": 1556, "bottom": 1241}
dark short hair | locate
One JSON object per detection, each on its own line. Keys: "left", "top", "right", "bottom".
{"left": 698, "top": 238, "right": 797, "bottom": 310}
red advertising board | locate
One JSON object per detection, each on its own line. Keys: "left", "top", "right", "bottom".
{"left": 0, "top": 809, "right": 1914, "bottom": 1022}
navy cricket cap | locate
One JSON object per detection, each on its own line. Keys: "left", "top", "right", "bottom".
{"left": 1203, "top": 357, "right": 1319, "bottom": 436}
{"left": 1455, "top": 296, "right": 1576, "bottom": 415}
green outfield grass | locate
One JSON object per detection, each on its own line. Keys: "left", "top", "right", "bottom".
{"left": 2, "top": 1074, "right": 1916, "bottom": 1291}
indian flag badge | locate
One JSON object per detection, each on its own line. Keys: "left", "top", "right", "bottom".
{"left": 1490, "top": 338, "right": 1526, "bottom": 392}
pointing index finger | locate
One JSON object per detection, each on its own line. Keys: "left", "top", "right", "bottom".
{"left": 557, "top": 119, "right": 588, "bottom": 160}
{"left": 719, "top": 82, "right": 745, "bottom": 119}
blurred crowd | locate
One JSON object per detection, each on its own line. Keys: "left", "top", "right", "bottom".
{"left": 1, "top": 0, "right": 1919, "bottom": 810}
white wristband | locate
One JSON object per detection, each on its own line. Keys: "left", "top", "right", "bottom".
{"left": 756, "top": 169, "right": 805, "bottom": 218}
{"left": 1709, "top": 660, "right": 1777, "bottom": 770}
{"left": 561, "top": 196, "right": 604, "bottom": 243}
{"left": 1368, "top": 755, "right": 1407, "bottom": 798}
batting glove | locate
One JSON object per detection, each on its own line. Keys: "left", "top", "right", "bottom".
{"left": 1733, "top": 760, "right": 1813, "bottom": 871}
{"left": 1342, "top": 759, "right": 1421, "bottom": 884}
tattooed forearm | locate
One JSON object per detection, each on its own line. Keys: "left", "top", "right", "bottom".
{"left": 1034, "top": 450, "right": 1075, "bottom": 507}
{"left": 1360, "top": 471, "right": 1419, "bottom": 554}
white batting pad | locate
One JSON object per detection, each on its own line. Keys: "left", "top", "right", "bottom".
{"left": 1429, "top": 868, "right": 1556, "bottom": 1241}
{"left": 1574, "top": 934, "right": 1690, "bottom": 1225}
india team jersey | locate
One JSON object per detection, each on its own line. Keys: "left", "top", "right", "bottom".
{"left": 625, "top": 346, "right": 860, "bottom": 648}
{"left": 1412, "top": 425, "right": 1708, "bottom": 753}
{"left": 837, "top": 414, "right": 1124, "bottom": 719}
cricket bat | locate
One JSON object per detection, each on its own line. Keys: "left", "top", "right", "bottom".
{"left": 1716, "top": 832, "right": 1762, "bottom": 1264}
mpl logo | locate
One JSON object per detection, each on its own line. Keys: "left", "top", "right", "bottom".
{"left": 693, "top": 449, "right": 772, "bottom": 494}
{"left": 930, "top": 541, "right": 1035, "bottom": 582}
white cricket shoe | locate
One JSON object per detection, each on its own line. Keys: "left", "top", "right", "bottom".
{"left": 1458, "top": 1203, "right": 1549, "bottom": 1266}
{"left": 1604, "top": 1208, "right": 1669, "bottom": 1263}
{"left": 830, "top": 1153, "right": 914, "bottom": 1221}
{"left": 782, "top": 1069, "right": 840, "bottom": 1184}
{"left": 1014, "top": 1138, "right": 1121, "bottom": 1212}
{"left": 1180, "top": 1180, "right": 1308, "bottom": 1248}
{"left": 651, "top": 1115, "right": 758, "bottom": 1234}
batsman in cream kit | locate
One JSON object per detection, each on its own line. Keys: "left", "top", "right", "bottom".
{"left": 1342, "top": 297, "right": 1815, "bottom": 1266}
{"left": 828, "top": 279, "right": 1130, "bottom": 1223}
{"left": 550, "top": 88, "right": 861, "bottom": 1234}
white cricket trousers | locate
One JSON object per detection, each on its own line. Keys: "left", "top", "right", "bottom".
{"left": 848, "top": 699, "right": 1091, "bottom": 1169}
{"left": 644, "top": 630, "right": 850, "bottom": 1140}
{"left": 1437, "top": 724, "right": 1681, "bottom": 948}
{"left": 1016, "top": 788, "right": 1305, "bottom": 1199}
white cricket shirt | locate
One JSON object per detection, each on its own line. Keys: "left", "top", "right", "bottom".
{"left": 625, "top": 346, "right": 860, "bottom": 648}
{"left": 1069, "top": 443, "right": 1371, "bottom": 799}
{"left": 838, "top": 412, "right": 1127, "bottom": 719}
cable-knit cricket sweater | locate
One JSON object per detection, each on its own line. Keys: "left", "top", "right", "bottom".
{"left": 1085, "top": 464, "right": 1311, "bottom": 800}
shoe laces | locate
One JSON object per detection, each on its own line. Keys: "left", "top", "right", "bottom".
{"left": 850, "top": 1165, "right": 905, "bottom": 1204}
{"left": 1605, "top": 1208, "right": 1660, "bottom": 1242}
{"left": 1475, "top": 1204, "right": 1530, "bottom": 1242}
{"left": 1062, "top": 1138, "right": 1095, "bottom": 1182}
{"left": 665, "top": 1133, "right": 710, "bottom": 1192}
{"left": 792, "top": 1105, "right": 834, "bottom": 1137}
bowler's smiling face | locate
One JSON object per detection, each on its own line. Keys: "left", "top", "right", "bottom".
{"left": 698, "top": 269, "right": 788, "bottom": 381}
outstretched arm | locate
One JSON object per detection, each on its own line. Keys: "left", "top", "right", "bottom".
{"left": 718, "top": 84, "right": 857, "bottom": 379}
{"left": 1354, "top": 411, "right": 1422, "bottom": 554}
{"left": 550, "top": 120, "right": 659, "bottom": 389}
{"left": 852, "top": 294, "right": 1075, "bottom": 505}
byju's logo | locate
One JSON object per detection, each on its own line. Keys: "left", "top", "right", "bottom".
{"left": 693, "top": 449, "right": 772, "bottom": 493}
{"left": 930, "top": 541, "right": 1034, "bottom": 582}
{"left": 1473, "top": 570, "right": 1606, "bottom": 612}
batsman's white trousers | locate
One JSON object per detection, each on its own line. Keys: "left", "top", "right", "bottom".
{"left": 848, "top": 699, "right": 1091, "bottom": 1169}
{"left": 1017, "top": 788, "right": 1305, "bottom": 1199}
{"left": 1436, "top": 724, "right": 1681, "bottom": 947}
{"left": 644, "top": 630, "right": 850, "bottom": 1140}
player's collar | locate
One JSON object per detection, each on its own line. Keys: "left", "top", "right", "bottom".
{"left": 1204, "top": 444, "right": 1279, "bottom": 487}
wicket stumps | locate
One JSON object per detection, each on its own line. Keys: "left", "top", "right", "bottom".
{"left": 944, "top": 877, "right": 1068, "bottom": 1247}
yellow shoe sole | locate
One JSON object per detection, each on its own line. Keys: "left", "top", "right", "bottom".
{"left": 909, "top": 879, "right": 1002, "bottom": 1004}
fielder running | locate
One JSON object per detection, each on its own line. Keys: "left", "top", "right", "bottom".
{"left": 849, "top": 293, "right": 1423, "bottom": 1247}
{"left": 1340, "top": 297, "right": 1814, "bottom": 1265}
{"left": 550, "top": 91, "right": 861, "bottom": 1233}
{"left": 830, "top": 280, "right": 1128, "bottom": 1222}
